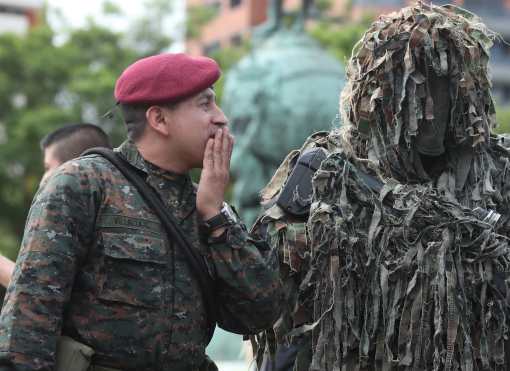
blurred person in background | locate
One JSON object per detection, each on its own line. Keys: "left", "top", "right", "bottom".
{"left": 40, "top": 123, "right": 112, "bottom": 181}
{"left": 0, "top": 123, "right": 111, "bottom": 289}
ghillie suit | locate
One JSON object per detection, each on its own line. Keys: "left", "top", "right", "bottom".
{"left": 252, "top": 2, "right": 510, "bottom": 370}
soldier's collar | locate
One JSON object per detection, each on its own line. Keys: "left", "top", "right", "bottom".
{"left": 116, "top": 140, "right": 190, "bottom": 181}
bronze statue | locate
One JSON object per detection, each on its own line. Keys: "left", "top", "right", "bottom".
{"left": 224, "top": 0, "right": 344, "bottom": 225}
{"left": 261, "top": 0, "right": 314, "bottom": 37}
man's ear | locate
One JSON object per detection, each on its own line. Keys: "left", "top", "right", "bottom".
{"left": 146, "top": 106, "right": 171, "bottom": 136}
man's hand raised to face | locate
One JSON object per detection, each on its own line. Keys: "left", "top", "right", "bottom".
{"left": 196, "top": 127, "right": 235, "bottom": 231}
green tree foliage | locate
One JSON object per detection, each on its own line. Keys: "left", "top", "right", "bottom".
{"left": 314, "top": 0, "right": 333, "bottom": 13}
{"left": 496, "top": 106, "right": 510, "bottom": 133}
{"left": 128, "top": 0, "right": 175, "bottom": 55}
{"left": 186, "top": 4, "right": 219, "bottom": 39}
{"left": 0, "top": 2, "right": 174, "bottom": 259}
{"left": 308, "top": 15, "right": 375, "bottom": 63}
{"left": 209, "top": 42, "right": 251, "bottom": 104}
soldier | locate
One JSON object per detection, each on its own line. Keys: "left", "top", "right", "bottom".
{"left": 0, "top": 53, "right": 281, "bottom": 371}
{"left": 40, "top": 123, "right": 112, "bottom": 180}
{"left": 253, "top": 3, "right": 510, "bottom": 370}
{"left": 0, "top": 123, "right": 111, "bottom": 289}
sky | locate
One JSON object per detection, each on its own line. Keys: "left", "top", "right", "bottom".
{"left": 45, "top": 0, "right": 185, "bottom": 51}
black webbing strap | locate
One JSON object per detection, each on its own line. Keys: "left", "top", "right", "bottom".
{"left": 82, "top": 147, "right": 217, "bottom": 340}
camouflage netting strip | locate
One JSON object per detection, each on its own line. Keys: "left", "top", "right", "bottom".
{"left": 340, "top": 1, "right": 498, "bottom": 187}
{"left": 252, "top": 133, "right": 337, "bottom": 368}
{"left": 306, "top": 153, "right": 510, "bottom": 370}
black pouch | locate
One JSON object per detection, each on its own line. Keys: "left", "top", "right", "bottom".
{"left": 276, "top": 147, "right": 328, "bottom": 218}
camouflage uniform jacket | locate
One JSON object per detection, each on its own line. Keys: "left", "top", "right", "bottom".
{"left": 0, "top": 140, "right": 281, "bottom": 371}
{"left": 251, "top": 132, "right": 333, "bottom": 370}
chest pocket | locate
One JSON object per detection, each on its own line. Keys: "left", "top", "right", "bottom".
{"left": 98, "top": 231, "right": 167, "bottom": 309}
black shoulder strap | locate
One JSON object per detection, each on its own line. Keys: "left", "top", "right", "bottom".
{"left": 82, "top": 147, "right": 217, "bottom": 338}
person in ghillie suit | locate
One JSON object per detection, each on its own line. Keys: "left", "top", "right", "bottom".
{"left": 252, "top": 2, "right": 510, "bottom": 370}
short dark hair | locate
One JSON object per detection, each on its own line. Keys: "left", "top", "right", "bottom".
{"left": 40, "top": 123, "right": 112, "bottom": 163}
{"left": 119, "top": 103, "right": 149, "bottom": 142}
{"left": 120, "top": 102, "right": 179, "bottom": 142}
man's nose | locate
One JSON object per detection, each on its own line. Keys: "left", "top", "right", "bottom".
{"left": 214, "top": 106, "right": 229, "bottom": 127}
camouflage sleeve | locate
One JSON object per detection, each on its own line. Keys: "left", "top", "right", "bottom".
{"left": 207, "top": 221, "right": 282, "bottom": 334}
{"left": 0, "top": 162, "right": 99, "bottom": 370}
{"left": 249, "top": 211, "right": 311, "bottom": 369}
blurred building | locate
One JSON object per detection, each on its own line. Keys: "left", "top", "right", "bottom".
{"left": 462, "top": 0, "right": 510, "bottom": 104}
{"left": 0, "top": 0, "right": 43, "bottom": 35}
{"left": 187, "top": 0, "right": 510, "bottom": 103}
{"left": 187, "top": 0, "right": 350, "bottom": 55}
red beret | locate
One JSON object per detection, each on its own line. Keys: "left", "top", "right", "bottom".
{"left": 114, "top": 53, "right": 221, "bottom": 105}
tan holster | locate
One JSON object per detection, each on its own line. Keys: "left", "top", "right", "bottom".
{"left": 55, "top": 336, "right": 95, "bottom": 371}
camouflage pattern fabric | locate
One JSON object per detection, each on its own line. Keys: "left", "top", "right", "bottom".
{"left": 251, "top": 132, "right": 336, "bottom": 371}
{"left": 305, "top": 147, "right": 510, "bottom": 370}
{"left": 253, "top": 3, "right": 510, "bottom": 370}
{"left": 0, "top": 140, "right": 281, "bottom": 371}
{"left": 340, "top": 1, "right": 498, "bottom": 188}
{"left": 255, "top": 131, "right": 510, "bottom": 371}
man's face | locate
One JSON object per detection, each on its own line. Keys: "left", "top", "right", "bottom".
{"left": 162, "top": 88, "right": 228, "bottom": 168}
{"left": 42, "top": 144, "right": 62, "bottom": 181}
